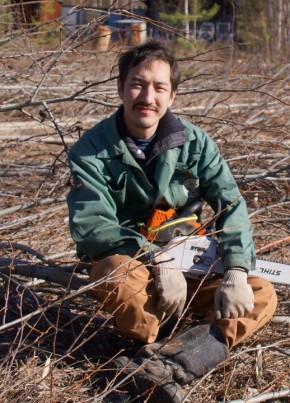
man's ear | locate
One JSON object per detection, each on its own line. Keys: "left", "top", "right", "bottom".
{"left": 168, "top": 90, "right": 177, "bottom": 107}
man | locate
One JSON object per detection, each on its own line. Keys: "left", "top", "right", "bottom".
{"left": 67, "top": 40, "right": 277, "bottom": 402}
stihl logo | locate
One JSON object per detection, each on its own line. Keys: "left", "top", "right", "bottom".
{"left": 190, "top": 246, "right": 206, "bottom": 252}
{"left": 258, "top": 268, "right": 281, "bottom": 276}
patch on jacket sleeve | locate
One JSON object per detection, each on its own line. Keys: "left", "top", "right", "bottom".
{"left": 74, "top": 179, "right": 83, "bottom": 189}
{"left": 71, "top": 175, "right": 83, "bottom": 189}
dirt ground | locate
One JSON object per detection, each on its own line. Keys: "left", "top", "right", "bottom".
{"left": 0, "top": 37, "right": 289, "bottom": 402}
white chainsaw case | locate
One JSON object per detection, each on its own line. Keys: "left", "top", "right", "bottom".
{"left": 166, "top": 235, "right": 223, "bottom": 278}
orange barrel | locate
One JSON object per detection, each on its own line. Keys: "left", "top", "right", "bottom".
{"left": 96, "top": 25, "right": 112, "bottom": 51}
{"left": 39, "top": 0, "right": 62, "bottom": 22}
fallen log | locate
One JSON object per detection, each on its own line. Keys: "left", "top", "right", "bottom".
{"left": 0, "top": 257, "right": 89, "bottom": 291}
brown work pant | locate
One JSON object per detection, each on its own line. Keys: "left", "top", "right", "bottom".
{"left": 89, "top": 254, "right": 277, "bottom": 349}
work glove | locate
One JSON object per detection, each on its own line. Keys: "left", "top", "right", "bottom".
{"left": 214, "top": 268, "right": 255, "bottom": 320}
{"left": 151, "top": 251, "right": 187, "bottom": 318}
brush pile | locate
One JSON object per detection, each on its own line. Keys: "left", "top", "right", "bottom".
{"left": 0, "top": 26, "right": 289, "bottom": 402}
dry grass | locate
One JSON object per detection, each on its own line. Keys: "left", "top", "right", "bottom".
{"left": 0, "top": 33, "right": 289, "bottom": 402}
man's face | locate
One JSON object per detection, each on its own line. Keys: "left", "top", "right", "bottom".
{"left": 118, "top": 59, "right": 176, "bottom": 139}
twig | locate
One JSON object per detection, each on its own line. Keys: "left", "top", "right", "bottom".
{"left": 271, "top": 316, "right": 290, "bottom": 325}
{"left": 41, "top": 102, "right": 70, "bottom": 156}
{"left": 0, "top": 205, "right": 67, "bottom": 231}
{"left": 271, "top": 346, "right": 290, "bottom": 357}
{"left": 0, "top": 259, "right": 88, "bottom": 292}
{"left": 256, "top": 236, "right": 290, "bottom": 254}
{"left": 0, "top": 242, "right": 46, "bottom": 262}
{"left": 0, "top": 272, "right": 52, "bottom": 327}
{"left": 0, "top": 197, "right": 66, "bottom": 219}
{"left": 255, "top": 344, "right": 263, "bottom": 387}
{"left": 228, "top": 388, "right": 290, "bottom": 403}
{"left": 249, "top": 201, "right": 290, "bottom": 218}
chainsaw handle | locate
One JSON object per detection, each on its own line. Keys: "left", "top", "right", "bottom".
{"left": 179, "top": 198, "right": 221, "bottom": 230}
{"left": 178, "top": 201, "right": 202, "bottom": 217}
{"left": 202, "top": 198, "right": 222, "bottom": 230}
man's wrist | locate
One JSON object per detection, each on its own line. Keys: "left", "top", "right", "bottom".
{"left": 226, "top": 266, "right": 248, "bottom": 273}
{"left": 153, "top": 259, "right": 176, "bottom": 270}
{"left": 223, "top": 268, "right": 248, "bottom": 283}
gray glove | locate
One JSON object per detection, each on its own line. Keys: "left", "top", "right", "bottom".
{"left": 214, "top": 268, "right": 254, "bottom": 320}
{"left": 152, "top": 252, "right": 187, "bottom": 318}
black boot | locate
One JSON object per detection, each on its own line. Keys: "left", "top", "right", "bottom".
{"left": 136, "top": 321, "right": 229, "bottom": 386}
{"left": 107, "top": 355, "right": 184, "bottom": 403}
{"left": 107, "top": 322, "right": 229, "bottom": 402}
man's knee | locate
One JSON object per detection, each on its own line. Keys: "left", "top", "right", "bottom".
{"left": 248, "top": 275, "right": 277, "bottom": 305}
{"left": 248, "top": 275, "right": 278, "bottom": 318}
{"left": 90, "top": 254, "right": 134, "bottom": 282}
{"left": 89, "top": 254, "right": 137, "bottom": 303}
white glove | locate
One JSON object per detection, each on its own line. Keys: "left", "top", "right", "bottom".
{"left": 214, "top": 268, "right": 254, "bottom": 320}
{"left": 152, "top": 252, "right": 187, "bottom": 318}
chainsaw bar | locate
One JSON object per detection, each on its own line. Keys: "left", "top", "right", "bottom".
{"left": 166, "top": 236, "right": 290, "bottom": 285}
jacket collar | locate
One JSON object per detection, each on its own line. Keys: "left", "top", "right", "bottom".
{"left": 151, "top": 109, "right": 187, "bottom": 160}
{"left": 117, "top": 105, "right": 187, "bottom": 160}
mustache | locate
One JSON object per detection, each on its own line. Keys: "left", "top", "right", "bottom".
{"left": 133, "top": 103, "right": 157, "bottom": 111}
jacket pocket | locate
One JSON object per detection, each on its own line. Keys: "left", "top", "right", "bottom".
{"left": 105, "top": 171, "right": 127, "bottom": 205}
{"left": 169, "top": 164, "right": 200, "bottom": 207}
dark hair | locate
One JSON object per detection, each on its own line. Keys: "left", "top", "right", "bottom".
{"left": 118, "top": 40, "right": 180, "bottom": 93}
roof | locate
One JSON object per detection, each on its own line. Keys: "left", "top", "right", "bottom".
{"left": 62, "top": 0, "right": 146, "bottom": 9}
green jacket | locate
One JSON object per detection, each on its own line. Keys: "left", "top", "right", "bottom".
{"left": 67, "top": 109, "right": 255, "bottom": 272}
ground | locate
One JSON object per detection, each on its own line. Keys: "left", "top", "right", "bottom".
{"left": 0, "top": 36, "right": 289, "bottom": 402}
